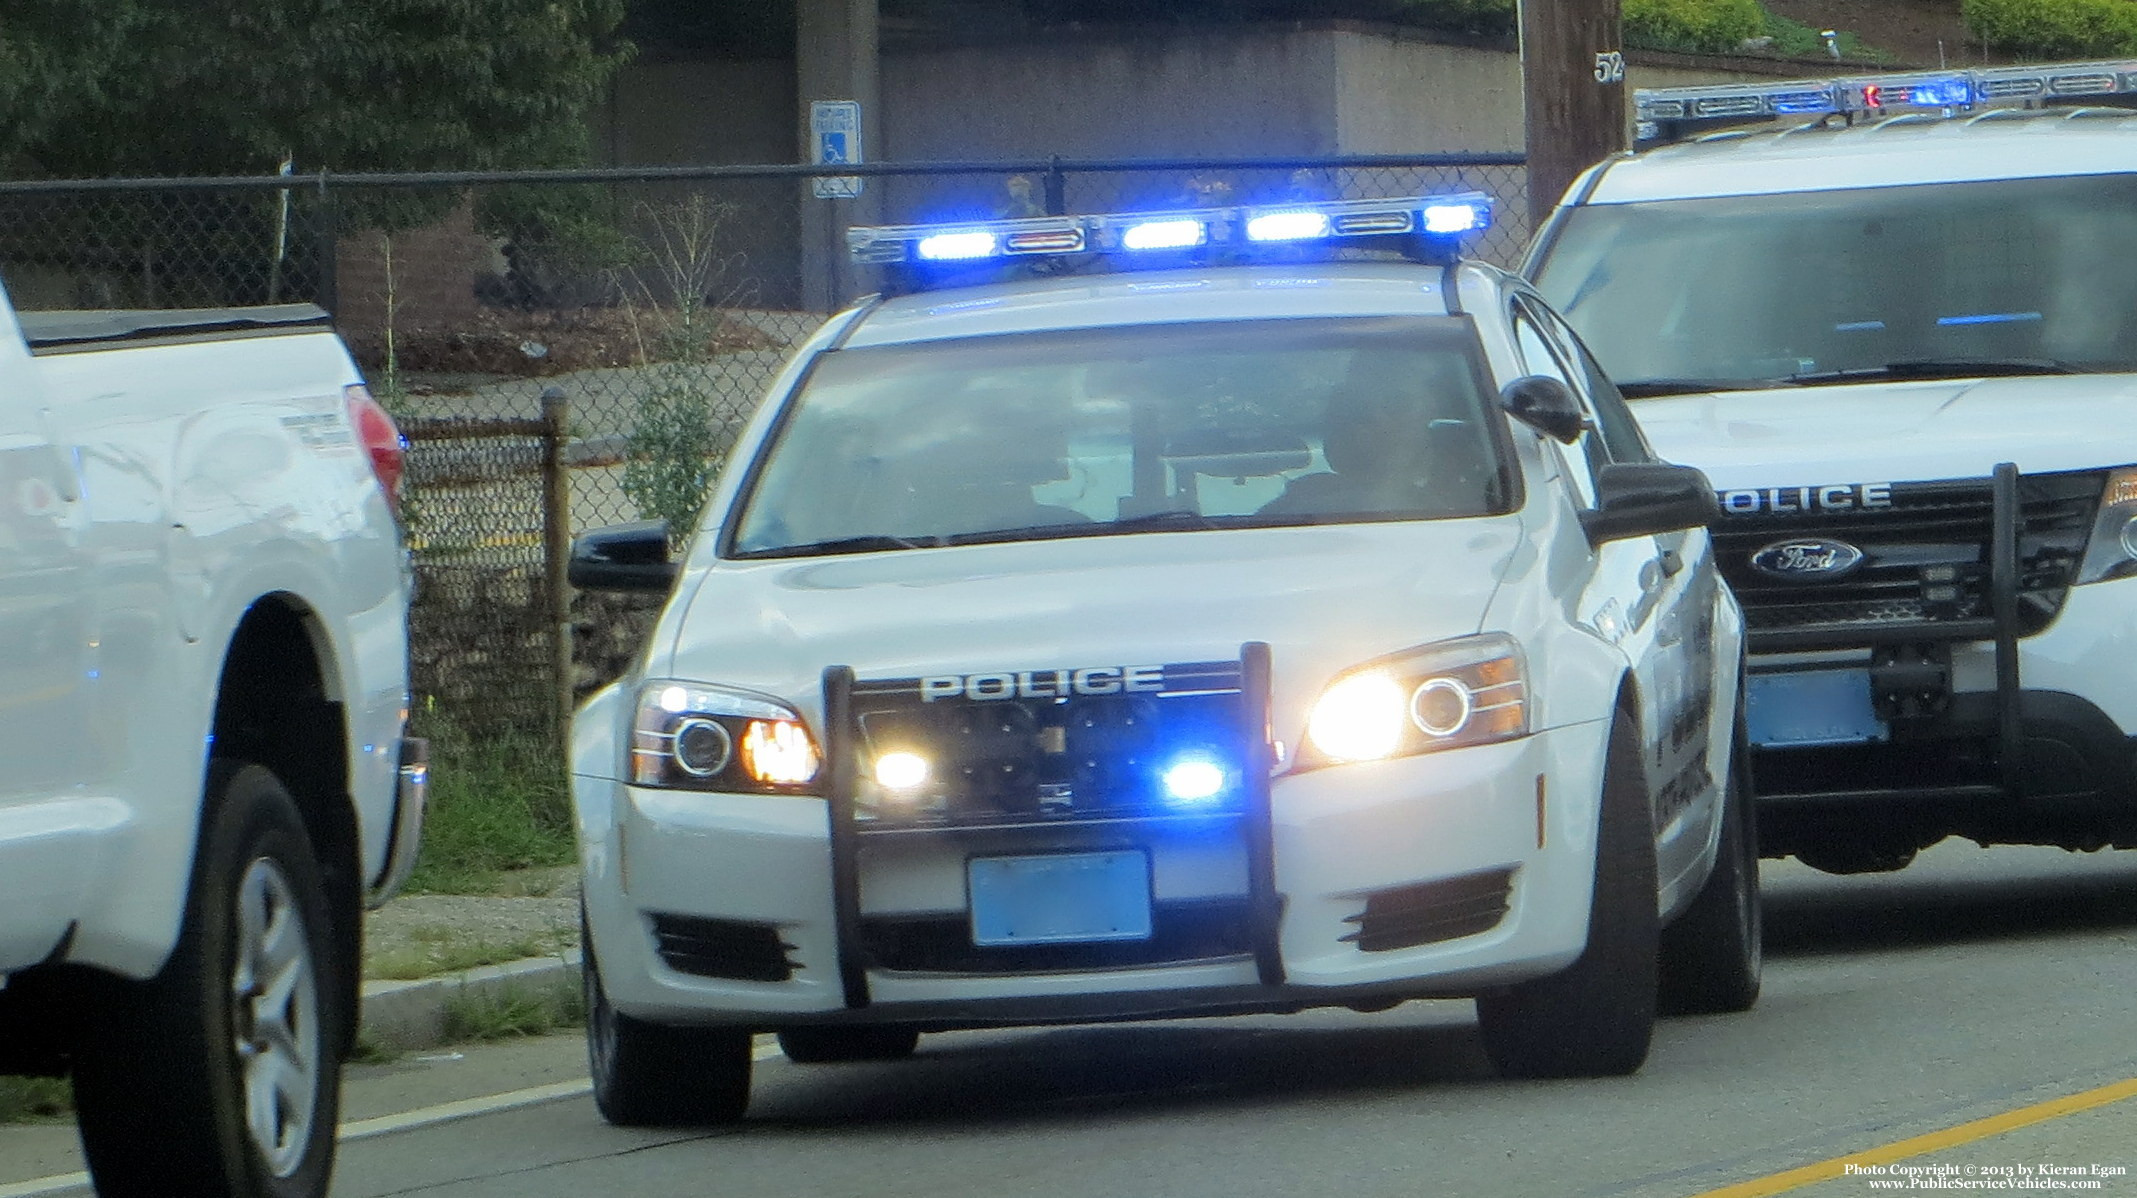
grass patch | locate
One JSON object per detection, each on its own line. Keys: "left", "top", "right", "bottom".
{"left": 366, "top": 927, "right": 577, "bottom": 981}
{"left": 440, "top": 983, "right": 588, "bottom": 1043}
{"left": 1759, "top": 10, "right": 1893, "bottom": 61}
{"left": 402, "top": 718, "right": 575, "bottom": 895}
{"left": 0, "top": 1076, "right": 72, "bottom": 1123}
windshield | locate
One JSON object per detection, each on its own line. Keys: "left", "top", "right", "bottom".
{"left": 728, "top": 317, "right": 1509, "bottom": 557}
{"left": 1532, "top": 173, "right": 2137, "bottom": 393}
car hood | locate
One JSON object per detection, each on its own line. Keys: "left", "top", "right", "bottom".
{"left": 1630, "top": 374, "right": 2137, "bottom": 488}
{"left": 655, "top": 521, "right": 1522, "bottom": 716}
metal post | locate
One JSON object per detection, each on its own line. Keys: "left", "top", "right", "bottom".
{"left": 540, "top": 387, "right": 575, "bottom": 748}
{"left": 313, "top": 173, "right": 339, "bottom": 317}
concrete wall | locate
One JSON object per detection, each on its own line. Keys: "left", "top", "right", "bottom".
{"left": 595, "top": 57, "right": 797, "bottom": 166}
{"left": 881, "top": 27, "right": 1342, "bottom": 160}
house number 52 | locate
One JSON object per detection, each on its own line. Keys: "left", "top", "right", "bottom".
{"left": 1594, "top": 51, "right": 1626, "bottom": 83}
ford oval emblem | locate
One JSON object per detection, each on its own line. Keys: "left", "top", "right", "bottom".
{"left": 1750, "top": 538, "right": 1865, "bottom": 580}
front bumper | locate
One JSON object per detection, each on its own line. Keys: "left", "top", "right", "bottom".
{"left": 577, "top": 721, "right": 1608, "bottom": 1029}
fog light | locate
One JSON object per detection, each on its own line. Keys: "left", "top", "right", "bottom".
{"left": 874, "top": 751, "right": 930, "bottom": 791}
{"left": 1161, "top": 756, "right": 1226, "bottom": 804}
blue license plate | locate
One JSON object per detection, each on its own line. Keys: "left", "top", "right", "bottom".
{"left": 1746, "top": 669, "right": 1888, "bottom": 748}
{"left": 969, "top": 851, "right": 1152, "bottom": 947}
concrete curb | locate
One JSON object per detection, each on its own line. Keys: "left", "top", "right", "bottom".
{"left": 360, "top": 950, "right": 584, "bottom": 1052}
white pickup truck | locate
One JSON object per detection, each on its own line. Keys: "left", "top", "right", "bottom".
{"left": 0, "top": 282, "right": 425, "bottom": 1197}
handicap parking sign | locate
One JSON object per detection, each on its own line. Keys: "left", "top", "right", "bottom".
{"left": 810, "top": 101, "right": 863, "bottom": 198}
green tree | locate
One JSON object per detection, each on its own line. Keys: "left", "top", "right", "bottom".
{"left": 0, "top": 0, "right": 630, "bottom": 179}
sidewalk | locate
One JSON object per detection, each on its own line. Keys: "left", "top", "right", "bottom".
{"left": 360, "top": 872, "right": 584, "bottom": 1052}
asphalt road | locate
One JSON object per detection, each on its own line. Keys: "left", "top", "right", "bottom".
{"left": 7, "top": 841, "right": 2137, "bottom": 1198}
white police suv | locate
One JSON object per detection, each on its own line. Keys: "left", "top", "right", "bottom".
{"left": 1527, "top": 60, "right": 2137, "bottom": 876}
{"left": 567, "top": 191, "right": 1752, "bottom": 1126}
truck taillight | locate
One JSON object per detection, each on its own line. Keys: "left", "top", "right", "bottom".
{"left": 345, "top": 384, "right": 406, "bottom": 516}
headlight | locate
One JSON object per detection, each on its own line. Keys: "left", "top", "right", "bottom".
{"left": 1301, "top": 633, "right": 1529, "bottom": 766}
{"left": 631, "top": 681, "right": 821, "bottom": 792}
{"left": 2076, "top": 468, "right": 2137, "bottom": 585}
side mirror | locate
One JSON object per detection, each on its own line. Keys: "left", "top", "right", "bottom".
{"left": 1580, "top": 462, "right": 1721, "bottom": 546}
{"left": 568, "top": 520, "right": 677, "bottom": 593}
{"left": 1499, "top": 375, "right": 1587, "bottom": 445}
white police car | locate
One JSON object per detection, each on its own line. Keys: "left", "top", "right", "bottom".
{"left": 567, "top": 192, "right": 1753, "bottom": 1126}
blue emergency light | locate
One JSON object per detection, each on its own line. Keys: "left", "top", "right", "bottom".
{"left": 847, "top": 192, "right": 1494, "bottom": 276}
{"left": 1634, "top": 58, "right": 2137, "bottom": 146}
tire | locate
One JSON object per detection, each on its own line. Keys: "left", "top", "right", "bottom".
{"left": 777, "top": 1026, "right": 921, "bottom": 1064}
{"left": 72, "top": 761, "right": 344, "bottom": 1198}
{"left": 583, "top": 909, "right": 752, "bottom": 1127}
{"left": 1476, "top": 717, "right": 1658, "bottom": 1079}
{"left": 1657, "top": 723, "right": 1762, "bottom": 1016}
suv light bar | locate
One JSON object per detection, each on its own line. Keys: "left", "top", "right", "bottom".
{"left": 1635, "top": 58, "right": 2137, "bottom": 145}
{"left": 846, "top": 192, "right": 1493, "bottom": 268}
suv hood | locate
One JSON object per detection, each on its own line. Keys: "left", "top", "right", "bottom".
{"left": 1631, "top": 374, "right": 2137, "bottom": 487}
{"left": 657, "top": 521, "right": 1520, "bottom": 711}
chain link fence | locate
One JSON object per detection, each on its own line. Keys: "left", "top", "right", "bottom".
{"left": 0, "top": 155, "right": 1528, "bottom": 744}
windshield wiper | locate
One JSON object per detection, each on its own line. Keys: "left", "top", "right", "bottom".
{"left": 1616, "top": 377, "right": 1797, "bottom": 398}
{"left": 762, "top": 533, "right": 949, "bottom": 557}
{"left": 1787, "top": 357, "right": 2079, "bottom": 386}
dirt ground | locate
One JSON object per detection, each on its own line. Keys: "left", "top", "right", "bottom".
{"left": 1762, "top": 0, "right": 2015, "bottom": 68}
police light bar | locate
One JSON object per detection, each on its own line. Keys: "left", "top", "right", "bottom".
{"left": 1635, "top": 58, "right": 2137, "bottom": 145}
{"left": 846, "top": 193, "right": 1493, "bottom": 268}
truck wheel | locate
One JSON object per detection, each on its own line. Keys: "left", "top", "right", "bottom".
{"left": 73, "top": 761, "right": 342, "bottom": 1198}
{"left": 1657, "top": 725, "right": 1762, "bottom": 1016}
{"left": 583, "top": 911, "right": 751, "bottom": 1127}
{"left": 1476, "top": 717, "right": 1658, "bottom": 1079}
{"left": 777, "top": 1026, "right": 920, "bottom": 1063}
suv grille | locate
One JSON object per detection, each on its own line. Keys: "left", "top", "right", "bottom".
{"left": 1713, "top": 473, "right": 2102, "bottom": 649}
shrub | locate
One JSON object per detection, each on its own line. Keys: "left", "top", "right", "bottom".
{"left": 1624, "top": 0, "right": 1766, "bottom": 54}
{"left": 1964, "top": 0, "right": 2137, "bottom": 58}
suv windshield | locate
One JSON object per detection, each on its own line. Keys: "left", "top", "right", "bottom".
{"left": 1532, "top": 173, "right": 2137, "bottom": 393}
{"left": 729, "top": 316, "right": 1509, "bottom": 557}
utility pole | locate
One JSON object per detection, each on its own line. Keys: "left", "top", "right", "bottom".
{"left": 1520, "top": 0, "right": 1627, "bottom": 230}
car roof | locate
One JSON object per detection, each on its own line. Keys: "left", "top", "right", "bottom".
{"left": 842, "top": 260, "right": 1479, "bottom": 349}
{"left": 1588, "top": 107, "right": 2137, "bottom": 204}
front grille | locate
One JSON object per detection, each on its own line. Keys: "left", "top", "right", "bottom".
{"left": 649, "top": 914, "right": 798, "bottom": 982}
{"left": 1341, "top": 867, "right": 1516, "bottom": 952}
{"left": 849, "top": 660, "right": 1247, "bottom": 828}
{"left": 1714, "top": 473, "right": 2101, "bottom": 648}
{"left": 860, "top": 898, "right": 1256, "bottom": 974}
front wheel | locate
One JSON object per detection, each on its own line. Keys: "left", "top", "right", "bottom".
{"left": 73, "top": 761, "right": 343, "bottom": 1198}
{"left": 1476, "top": 717, "right": 1659, "bottom": 1079}
{"left": 584, "top": 909, "right": 752, "bottom": 1127}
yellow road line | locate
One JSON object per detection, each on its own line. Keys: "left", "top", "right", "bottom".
{"left": 1692, "top": 1076, "right": 2137, "bottom": 1198}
